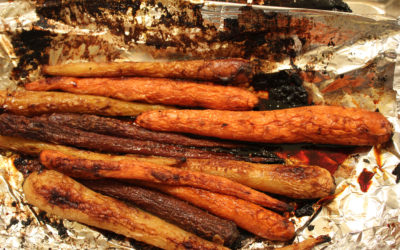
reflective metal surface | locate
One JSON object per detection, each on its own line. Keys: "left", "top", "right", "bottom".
{"left": 0, "top": 1, "right": 399, "bottom": 249}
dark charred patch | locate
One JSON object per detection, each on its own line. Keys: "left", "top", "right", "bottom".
{"left": 217, "top": 8, "right": 316, "bottom": 60}
{"left": 21, "top": 218, "right": 32, "bottom": 227}
{"left": 6, "top": 217, "right": 19, "bottom": 230}
{"left": 392, "top": 163, "right": 400, "bottom": 184}
{"left": 252, "top": 71, "right": 309, "bottom": 110}
{"left": 98, "top": 229, "right": 126, "bottom": 242}
{"left": 49, "top": 189, "right": 80, "bottom": 208}
{"left": 13, "top": 156, "right": 43, "bottom": 177}
{"left": 307, "top": 224, "right": 315, "bottom": 231}
{"left": 35, "top": 17, "right": 57, "bottom": 30}
{"left": 295, "top": 203, "right": 315, "bottom": 217}
{"left": 231, "top": 229, "right": 255, "bottom": 250}
{"left": 129, "top": 238, "right": 162, "bottom": 250}
{"left": 38, "top": 211, "right": 50, "bottom": 224}
{"left": 36, "top": 0, "right": 205, "bottom": 48}
{"left": 50, "top": 220, "right": 68, "bottom": 239}
{"left": 11, "top": 30, "right": 52, "bottom": 82}
{"left": 37, "top": 0, "right": 142, "bottom": 28}
{"left": 208, "top": 144, "right": 284, "bottom": 164}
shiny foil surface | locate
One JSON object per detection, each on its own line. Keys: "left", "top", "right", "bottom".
{"left": 0, "top": 0, "right": 400, "bottom": 249}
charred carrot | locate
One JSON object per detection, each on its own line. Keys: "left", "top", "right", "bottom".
{"left": 39, "top": 150, "right": 292, "bottom": 212}
{"left": 24, "top": 170, "right": 225, "bottom": 250}
{"left": 140, "top": 182, "right": 295, "bottom": 241}
{"left": 42, "top": 59, "right": 252, "bottom": 84}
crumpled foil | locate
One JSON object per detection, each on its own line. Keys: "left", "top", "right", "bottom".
{"left": 0, "top": 0, "right": 400, "bottom": 249}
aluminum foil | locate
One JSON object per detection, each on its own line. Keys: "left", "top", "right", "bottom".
{"left": 0, "top": 0, "right": 400, "bottom": 249}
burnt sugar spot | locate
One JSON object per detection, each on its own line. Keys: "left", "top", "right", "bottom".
{"left": 358, "top": 168, "right": 375, "bottom": 192}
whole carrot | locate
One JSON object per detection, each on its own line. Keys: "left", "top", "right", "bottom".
{"left": 25, "top": 77, "right": 258, "bottom": 110}
{"left": 136, "top": 106, "right": 392, "bottom": 146}
{"left": 42, "top": 59, "right": 252, "bottom": 84}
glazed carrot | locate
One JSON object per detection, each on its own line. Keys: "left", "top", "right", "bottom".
{"left": 140, "top": 182, "right": 295, "bottom": 241}
{"left": 25, "top": 77, "right": 258, "bottom": 110}
{"left": 0, "top": 90, "right": 170, "bottom": 116}
{"left": 42, "top": 59, "right": 252, "bottom": 84}
{"left": 136, "top": 106, "right": 392, "bottom": 146}
{"left": 24, "top": 170, "right": 225, "bottom": 250}
{"left": 82, "top": 179, "right": 239, "bottom": 246}
{"left": 178, "top": 158, "right": 336, "bottom": 199}
{"left": 39, "top": 150, "right": 292, "bottom": 212}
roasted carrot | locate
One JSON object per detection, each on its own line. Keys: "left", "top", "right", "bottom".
{"left": 25, "top": 77, "right": 258, "bottom": 110}
{"left": 0, "top": 135, "right": 179, "bottom": 166}
{"left": 39, "top": 150, "right": 292, "bottom": 212}
{"left": 178, "top": 158, "right": 336, "bottom": 199}
{"left": 0, "top": 135, "right": 333, "bottom": 199}
{"left": 136, "top": 106, "right": 392, "bottom": 146}
{"left": 82, "top": 179, "right": 239, "bottom": 246}
{"left": 0, "top": 90, "right": 171, "bottom": 116}
{"left": 0, "top": 113, "right": 246, "bottom": 161}
{"left": 139, "top": 182, "right": 295, "bottom": 241}
{"left": 38, "top": 113, "right": 239, "bottom": 148}
{"left": 24, "top": 170, "right": 225, "bottom": 250}
{"left": 42, "top": 59, "right": 252, "bottom": 84}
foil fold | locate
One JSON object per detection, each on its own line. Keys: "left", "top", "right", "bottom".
{"left": 0, "top": 1, "right": 400, "bottom": 249}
